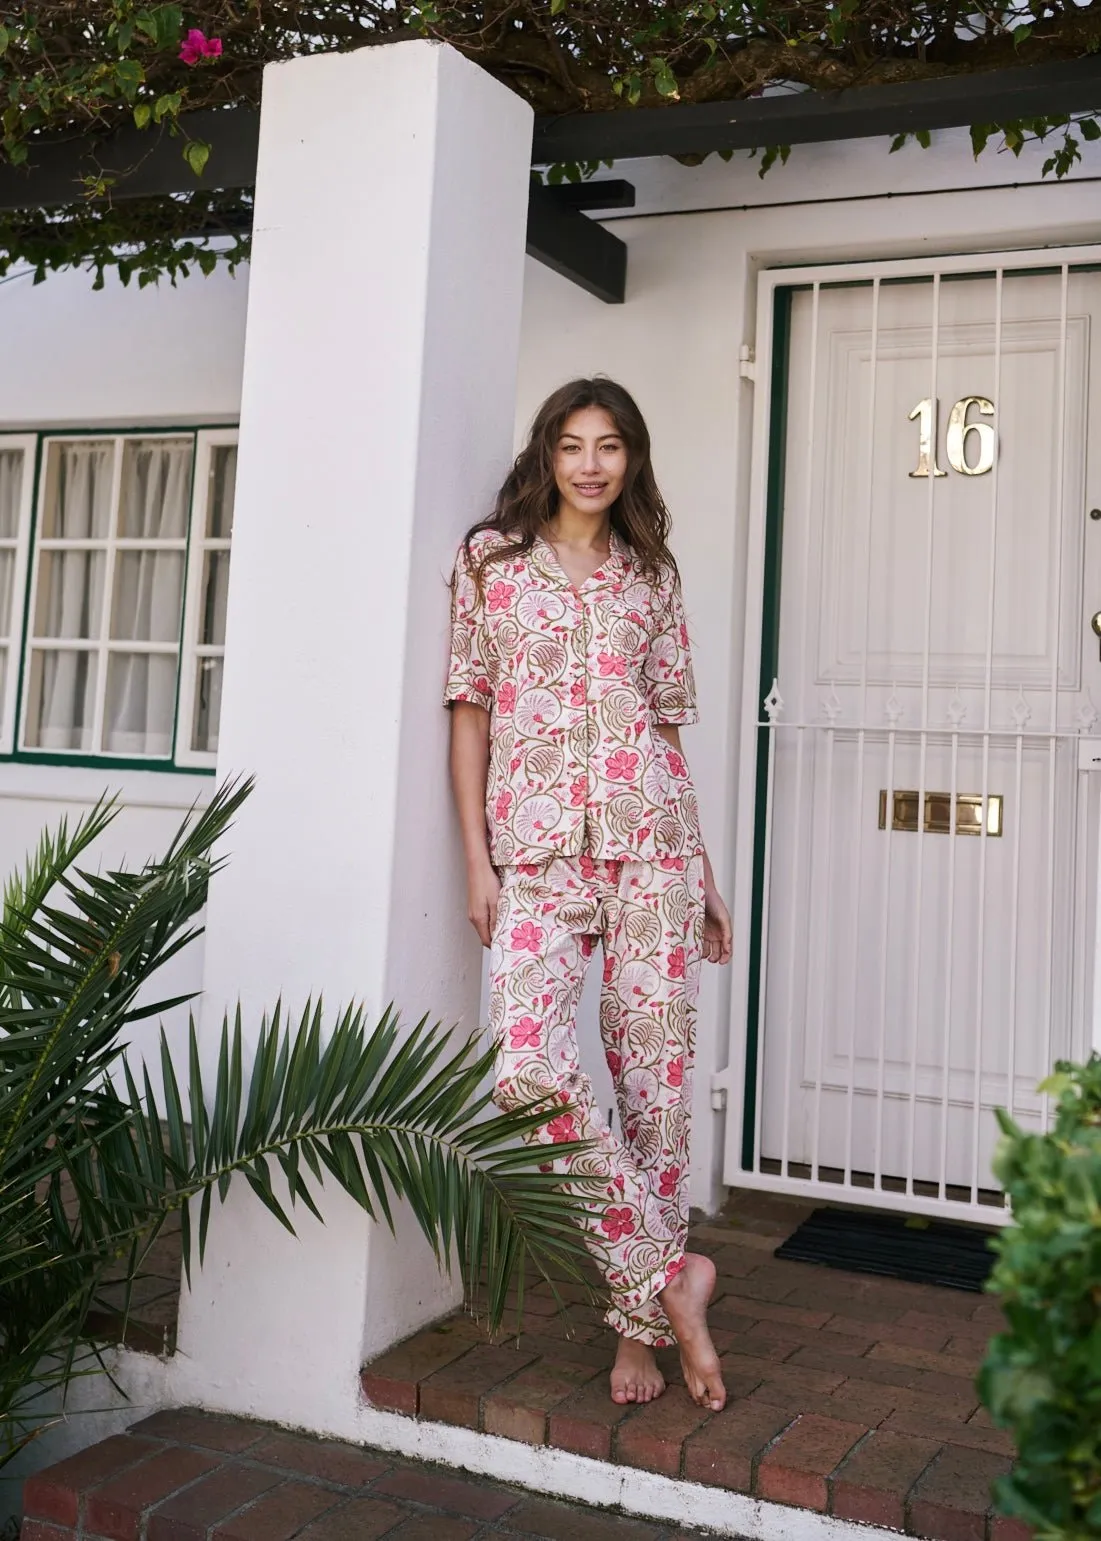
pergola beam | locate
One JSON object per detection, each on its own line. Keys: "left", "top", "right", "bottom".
{"left": 5, "top": 54, "right": 1101, "bottom": 219}
{"left": 526, "top": 180, "right": 626, "bottom": 302}
{"left": 3, "top": 53, "right": 1099, "bottom": 305}
{"left": 532, "top": 55, "right": 1101, "bottom": 162}
{"left": 0, "top": 107, "right": 260, "bottom": 209}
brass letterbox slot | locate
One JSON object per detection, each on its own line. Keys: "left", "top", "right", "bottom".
{"left": 878, "top": 790, "right": 1002, "bottom": 837}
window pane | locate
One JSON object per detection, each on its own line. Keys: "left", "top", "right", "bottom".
{"left": 0, "top": 549, "right": 13, "bottom": 638}
{"left": 119, "top": 439, "right": 192, "bottom": 539}
{"left": 33, "top": 551, "right": 105, "bottom": 639}
{"left": 0, "top": 448, "right": 24, "bottom": 539}
{"left": 199, "top": 551, "right": 230, "bottom": 646}
{"left": 192, "top": 656, "right": 223, "bottom": 754}
{"left": 110, "top": 551, "right": 184, "bottom": 643}
{"left": 207, "top": 445, "right": 237, "bottom": 538}
{"left": 43, "top": 442, "right": 114, "bottom": 539}
{"left": 104, "top": 652, "right": 176, "bottom": 757}
{"left": 24, "top": 649, "right": 97, "bottom": 750}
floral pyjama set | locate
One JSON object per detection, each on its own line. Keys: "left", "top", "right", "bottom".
{"left": 445, "top": 529, "right": 705, "bottom": 1344}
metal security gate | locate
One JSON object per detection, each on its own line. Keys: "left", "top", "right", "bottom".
{"left": 720, "top": 248, "right": 1101, "bottom": 1225}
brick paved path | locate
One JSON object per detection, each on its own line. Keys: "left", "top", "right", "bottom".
{"left": 362, "top": 1193, "right": 1024, "bottom": 1540}
{"left": 22, "top": 1410, "right": 703, "bottom": 1540}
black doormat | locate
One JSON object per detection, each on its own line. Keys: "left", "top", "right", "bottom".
{"left": 773, "top": 1206, "right": 996, "bottom": 1291}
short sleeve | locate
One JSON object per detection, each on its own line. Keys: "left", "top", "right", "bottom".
{"left": 444, "top": 543, "right": 494, "bottom": 711}
{"left": 642, "top": 572, "right": 698, "bottom": 725}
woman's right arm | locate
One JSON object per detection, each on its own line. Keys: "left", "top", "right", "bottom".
{"left": 449, "top": 702, "right": 500, "bottom": 947}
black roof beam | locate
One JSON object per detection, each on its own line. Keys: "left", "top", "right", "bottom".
{"left": 526, "top": 180, "right": 626, "bottom": 302}
{"left": 532, "top": 55, "right": 1101, "bottom": 163}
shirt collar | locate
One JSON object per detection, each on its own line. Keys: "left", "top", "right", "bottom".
{"left": 531, "top": 530, "right": 631, "bottom": 592}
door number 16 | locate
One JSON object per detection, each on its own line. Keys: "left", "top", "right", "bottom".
{"left": 908, "top": 396, "right": 996, "bottom": 478}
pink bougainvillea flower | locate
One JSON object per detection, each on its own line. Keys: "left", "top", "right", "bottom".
{"left": 179, "top": 28, "right": 223, "bottom": 65}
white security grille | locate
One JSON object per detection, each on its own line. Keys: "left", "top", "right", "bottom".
{"left": 720, "top": 248, "right": 1101, "bottom": 1225}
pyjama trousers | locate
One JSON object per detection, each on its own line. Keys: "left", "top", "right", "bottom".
{"left": 488, "top": 853, "right": 705, "bottom": 1344}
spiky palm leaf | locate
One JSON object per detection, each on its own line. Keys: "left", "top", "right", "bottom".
{"left": 1, "top": 780, "right": 593, "bottom": 1465}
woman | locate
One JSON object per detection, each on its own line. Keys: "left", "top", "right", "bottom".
{"left": 445, "top": 378, "right": 731, "bottom": 1413}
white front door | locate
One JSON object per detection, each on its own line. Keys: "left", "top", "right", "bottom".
{"left": 725, "top": 252, "right": 1101, "bottom": 1222}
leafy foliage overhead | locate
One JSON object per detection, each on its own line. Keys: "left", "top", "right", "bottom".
{"left": 2, "top": 2, "right": 1101, "bottom": 283}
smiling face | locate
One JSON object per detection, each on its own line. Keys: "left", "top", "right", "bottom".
{"left": 553, "top": 406, "right": 628, "bottom": 523}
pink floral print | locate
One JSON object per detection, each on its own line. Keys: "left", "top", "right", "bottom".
{"left": 489, "top": 854, "right": 705, "bottom": 1344}
{"left": 445, "top": 532, "right": 701, "bottom": 865}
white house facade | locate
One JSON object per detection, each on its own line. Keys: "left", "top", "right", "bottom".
{"left": 3, "top": 37, "right": 1101, "bottom": 1468}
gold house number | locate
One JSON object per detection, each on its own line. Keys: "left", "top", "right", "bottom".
{"left": 908, "top": 396, "right": 996, "bottom": 478}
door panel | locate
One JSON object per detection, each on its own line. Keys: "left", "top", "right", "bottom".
{"left": 738, "top": 261, "right": 1101, "bottom": 1213}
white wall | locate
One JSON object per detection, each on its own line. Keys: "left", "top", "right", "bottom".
{"left": 3, "top": 123, "right": 1099, "bottom": 1211}
{"left": 0, "top": 259, "right": 248, "bottom": 1078}
{"left": 174, "top": 39, "right": 534, "bottom": 1430}
{"left": 513, "top": 126, "right": 1101, "bottom": 1210}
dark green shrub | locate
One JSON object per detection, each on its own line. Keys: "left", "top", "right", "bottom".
{"left": 979, "top": 1056, "right": 1101, "bottom": 1540}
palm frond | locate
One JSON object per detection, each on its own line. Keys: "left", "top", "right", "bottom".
{"left": 2, "top": 774, "right": 598, "bottom": 1461}
{"left": 1, "top": 797, "right": 119, "bottom": 978}
{"left": 111, "top": 1006, "right": 596, "bottom": 1330}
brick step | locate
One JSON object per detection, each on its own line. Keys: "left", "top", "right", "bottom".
{"left": 21, "top": 1410, "right": 697, "bottom": 1541}
{"left": 359, "top": 1195, "right": 1027, "bottom": 1541}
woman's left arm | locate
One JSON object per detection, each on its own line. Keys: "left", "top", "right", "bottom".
{"left": 655, "top": 724, "right": 733, "bottom": 966}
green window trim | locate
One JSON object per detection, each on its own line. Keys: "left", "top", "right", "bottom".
{"left": 0, "top": 424, "right": 237, "bottom": 776}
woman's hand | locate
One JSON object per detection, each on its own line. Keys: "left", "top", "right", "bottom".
{"left": 467, "top": 859, "right": 502, "bottom": 948}
{"left": 702, "top": 852, "right": 733, "bottom": 965}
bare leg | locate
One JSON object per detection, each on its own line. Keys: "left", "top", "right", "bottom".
{"left": 659, "top": 1254, "right": 726, "bottom": 1412}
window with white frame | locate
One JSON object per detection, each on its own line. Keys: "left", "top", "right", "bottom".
{"left": 0, "top": 428, "right": 236, "bottom": 767}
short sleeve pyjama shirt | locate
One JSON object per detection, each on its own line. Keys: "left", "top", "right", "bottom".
{"left": 444, "top": 529, "right": 702, "bottom": 867}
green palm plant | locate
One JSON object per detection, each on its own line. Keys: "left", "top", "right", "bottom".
{"left": 0, "top": 780, "right": 592, "bottom": 1468}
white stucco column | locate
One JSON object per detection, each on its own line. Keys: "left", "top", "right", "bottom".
{"left": 174, "top": 39, "right": 532, "bottom": 1434}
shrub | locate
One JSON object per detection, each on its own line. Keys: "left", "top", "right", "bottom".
{"left": 979, "top": 1056, "right": 1101, "bottom": 1539}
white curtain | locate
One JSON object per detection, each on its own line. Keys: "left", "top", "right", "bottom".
{"left": 32, "top": 443, "right": 113, "bottom": 750}
{"left": 104, "top": 441, "right": 191, "bottom": 755}
{"left": 0, "top": 447, "right": 23, "bottom": 640}
{"left": 0, "top": 447, "right": 21, "bottom": 540}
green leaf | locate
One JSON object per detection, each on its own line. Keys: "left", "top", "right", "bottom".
{"left": 971, "top": 123, "right": 991, "bottom": 159}
{"left": 1081, "top": 117, "right": 1101, "bottom": 142}
{"left": 113, "top": 58, "right": 144, "bottom": 100}
{"left": 0, "top": 25, "right": 9, "bottom": 55}
{"left": 1012, "top": 23, "right": 1033, "bottom": 48}
{"left": 133, "top": 104, "right": 152, "bottom": 130}
{"left": 153, "top": 92, "right": 181, "bottom": 124}
{"left": 551, "top": 0, "right": 567, "bottom": 12}
{"left": 183, "top": 139, "right": 210, "bottom": 178}
{"left": 651, "top": 57, "right": 680, "bottom": 100}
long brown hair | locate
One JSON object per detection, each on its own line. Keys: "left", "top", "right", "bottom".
{"left": 463, "top": 377, "right": 676, "bottom": 588}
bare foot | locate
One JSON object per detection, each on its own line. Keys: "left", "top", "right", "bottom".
{"left": 659, "top": 1253, "right": 726, "bottom": 1412}
{"left": 610, "top": 1337, "right": 666, "bottom": 1405}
